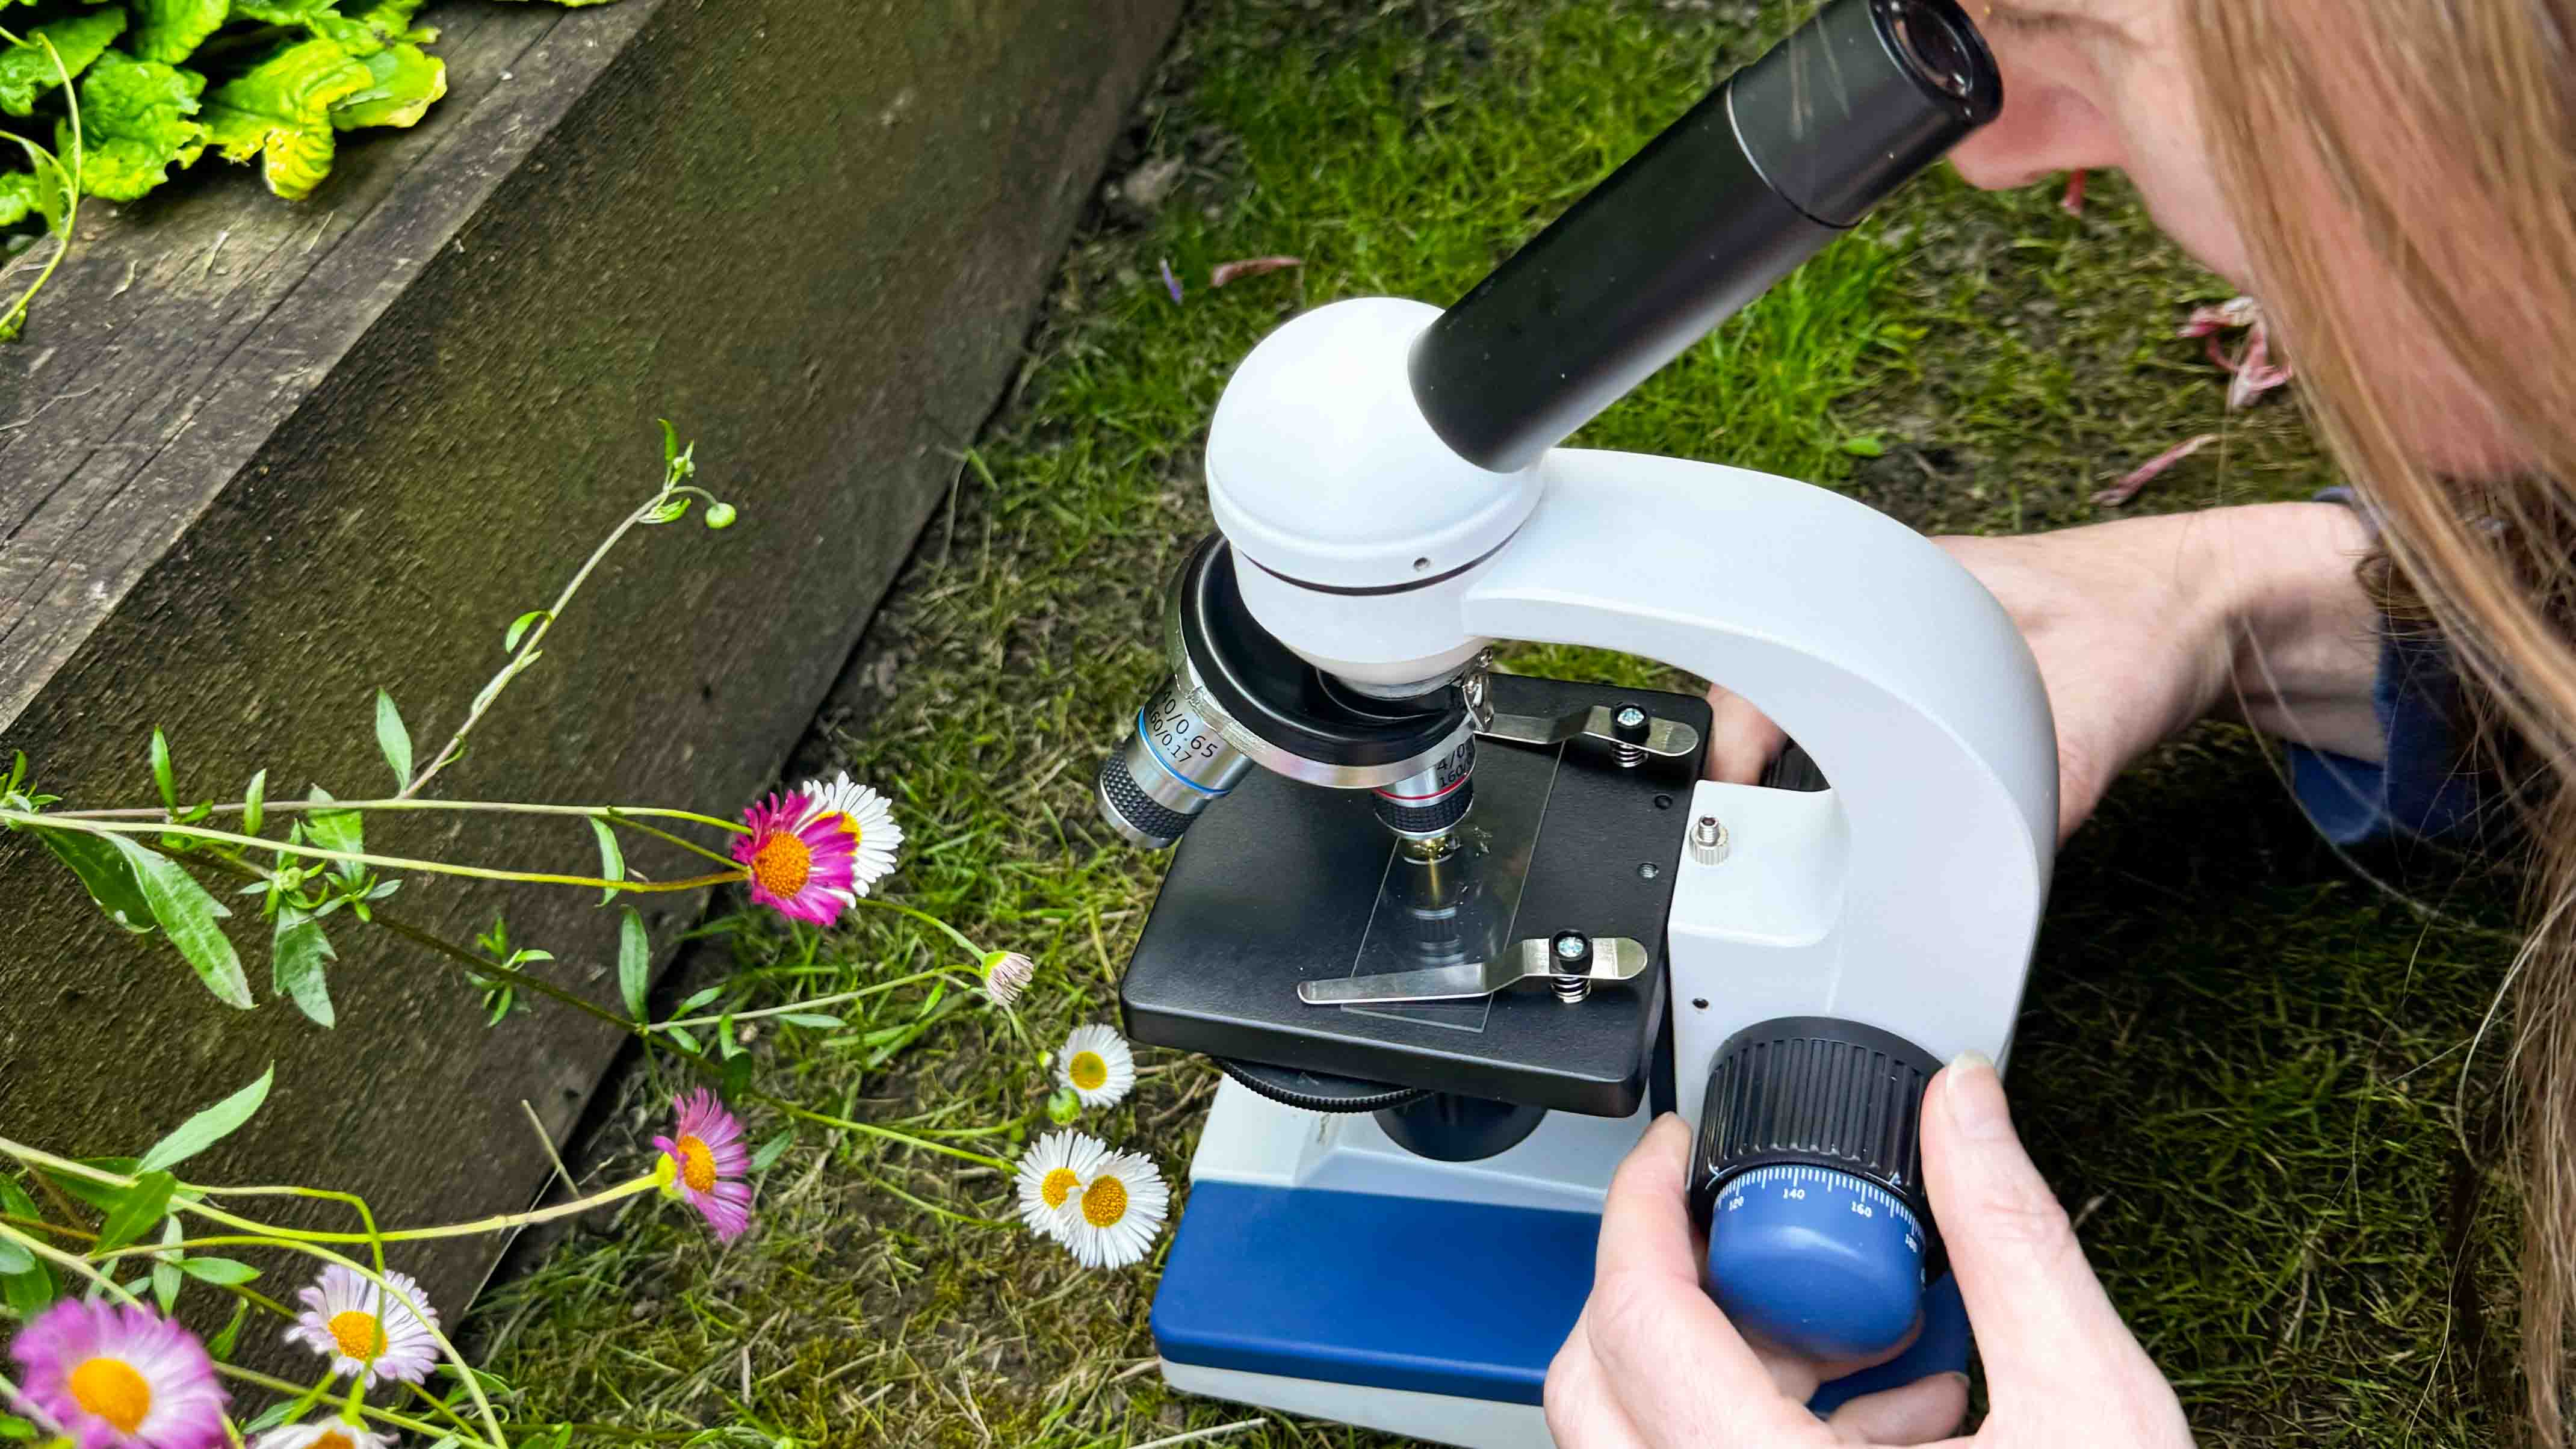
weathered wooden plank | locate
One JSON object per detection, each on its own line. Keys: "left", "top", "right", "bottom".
{"left": 0, "top": 0, "right": 1181, "bottom": 1311}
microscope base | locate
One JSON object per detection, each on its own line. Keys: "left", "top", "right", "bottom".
{"left": 1161, "top": 1360, "right": 1554, "bottom": 1449}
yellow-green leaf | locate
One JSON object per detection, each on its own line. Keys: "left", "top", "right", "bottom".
{"left": 330, "top": 43, "right": 442, "bottom": 131}
{"left": 128, "top": 0, "right": 228, "bottom": 65}
{"left": 202, "top": 37, "right": 368, "bottom": 200}
{"left": 61, "top": 55, "right": 208, "bottom": 202}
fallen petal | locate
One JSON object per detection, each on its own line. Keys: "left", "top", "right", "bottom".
{"left": 2095, "top": 433, "right": 2219, "bottom": 506}
{"left": 2225, "top": 324, "right": 2293, "bottom": 408}
{"left": 2179, "top": 294, "right": 2262, "bottom": 338}
{"left": 1210, "top": 255, "right": 1304, "bottom": 287}
{"left": 2061, "top": 168, "right": 2087, "bottom": 214}
{"left": 1159, "top": 258, "right": 1183, "bottom": 304}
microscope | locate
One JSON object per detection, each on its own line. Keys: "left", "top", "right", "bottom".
{"left": 1094, "top": 1, "right": 2055, "bottom": 1442}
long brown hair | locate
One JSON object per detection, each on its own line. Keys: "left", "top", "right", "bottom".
{"left": 2182, "top": 0, "right": 2576, "bottom": 1433}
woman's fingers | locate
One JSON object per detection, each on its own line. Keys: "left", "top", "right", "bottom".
{"left": 1822, "top": 1372, "right": 1970, "bottom": 1444}
{"left": 1577, "top": 1115, "right": 1829, "bottom": 1447}
{"left": 1702, "top": 684, "right": 1787, "bottom": 783}
{"left": 1544, "top": 1308, "right": 1650, "bottom": 1448}
{"left": 1921, "top": 1054, "right": 2186, "bottom": 1429}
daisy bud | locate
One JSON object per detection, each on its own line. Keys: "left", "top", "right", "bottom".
{"left": 1047, "top": 1087, "right": 1082, "bottom": 1126}
{"left": 704, "top": 501, "right": 738, "bottom": 530}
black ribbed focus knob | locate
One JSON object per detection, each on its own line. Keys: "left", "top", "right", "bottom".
{"left": 1688, "top": 1016, "right": 1942, "bottom": 1234}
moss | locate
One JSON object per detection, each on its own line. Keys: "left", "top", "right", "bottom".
{"left": 470, "top": 0, "right": 2523, "bottom": 1442}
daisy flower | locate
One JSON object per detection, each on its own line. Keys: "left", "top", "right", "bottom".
{"left": 283, "top": 1264, "right": 442, "bottom": 1387}
{"left": 1015, "top": 1129, "right": 1107, "bottom": 1244}
{"left": 1056, "top": 1024, "right": 1135, "bottom": 1110}
{"left": 250, "top": 1425, "right": 391, "bottom": 1449}
{"left": 795, "top": 771, "right": 903, "bottom": 892}
{"left": 8, "top": 1299, "right": 226, "bottom": 1449}
{"left": 1065, "top": 1147, "right": 1171, "bottom": 1270}
{"left": 732, "top": 790, "right": 858, "bottom": 925}
{"left": 982, "top": 951, "right": 1036, "bottom": 1007}
{"left": 655, "top": 1088, "right": 754, "bottom": 1241}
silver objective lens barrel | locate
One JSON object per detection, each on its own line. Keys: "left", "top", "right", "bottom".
{"left": 1097, "top": 676, "right": 1254, "bottom": 850}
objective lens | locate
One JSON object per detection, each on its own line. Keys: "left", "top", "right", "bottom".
{"left": 1095, "top": 676, "right": 1252, "bottom": 850}
{"left": 1886, "top": 0, "right": 1977, "bottom": 99}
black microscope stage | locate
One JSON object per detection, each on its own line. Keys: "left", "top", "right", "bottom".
{"left": 1119, "top": 674, "right": 1707, "bottom": 1117}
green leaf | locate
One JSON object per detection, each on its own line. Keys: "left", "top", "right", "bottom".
{"left": 0, "top": 1241, "right": 29, "bottom": 1276}
{"left": 749, "top": 1129, "right": 794, "bottom": 1173}
{"left": 302, "top": 786, "right": 364, "bottom": 882}
{"left": 617, "top": 906, "right": 648, "bottom": 1021}
{"left": 0, "top": 1178, "right": 52, "bottom": 1320}
{"left": 503, "top": 610, "right": 545, "bottom": 652}
{"left": 229, "top": 0, "right": 336, "bottom": 21}
{"left": 202, "top": 36, "right": 370, "bottom": 200}
{"left": 675, "top": 985, "right": 723, "bottom": 1013}
{"left": 0, "top": 1413, "right": 36, "bottom": 1441}
{"left": 107, "top": 835, "right": 251, "bottom": 1008}
{"left": 36, "top": 828, "right": 155, "bottom": 933}
{"left": 39, "top": 1158, "right": 141, "bottom": 1213}
{"left": 272, "top": 908, "right": 335, "bottom": 1027}
{"left": 589, "top": 817, "right": 623, "bottom": 905}
{"left": 330, "top": 42, "right": 441, "bottom": 130}
{"left": 64, "top": 55, "right": 208, "bottom": 202}
{"left": 311, "top": 0, "right": 434, "bottom": 58}
{"left": 205, "top": 1299, "right": 250, "bottom": 1362}
{"left": 1839, "top": 433, "right": 1887, "bottom": 457}
{"left": 664, "top": 1024, "right": 699, "bottom": 1055}
{"left": 0, "top": 166, "right": 66, "bottom": 232}
{"left": 178, "top": 1256, "right": 259, "bottom": 1285}
{"left": 0, "top": 10, "right": 127, "bottom": 117}
{"left": 151, "top": 1215, "right": 181, "bottom": 1312}
{"left": 129, "top": 0, "right": 228, "bottom": 64}
{"left": 139, "top": 1063, "right": 272, "bottom": 1172}
{"left": 149, "top": 726, "right": 176, "bottom": 809}
{"left": 777, "top": 1013, "right": 844, "bottom": 1029}
{"left": 242, "top": 768, "right": 267, "bottom": 836}
{"left": 240, "top": 1398, "right": 303, "bottom": 1435}
{"left": 94, "top": 1171, "right": 176, "bottom": 1252}
{"left": 373, "top": 688, "right": 412, "bottom": 787}
{"left": 716, "top": 1012, "right": 741, "bottom": 1059}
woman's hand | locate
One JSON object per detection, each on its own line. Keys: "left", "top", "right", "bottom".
{"left": 1704, "top": 502, "right": 2383, "bottom": 841}
{"left": 1543, "top": 1055, "right": 2193, "bottom": 1447}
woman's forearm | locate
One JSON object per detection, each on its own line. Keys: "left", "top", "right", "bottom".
{"left": 2200, "top": 501, "right": 2386, "bottom": 761}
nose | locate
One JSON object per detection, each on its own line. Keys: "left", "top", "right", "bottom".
{"left": 1946, "top": 70, "right": 2126, "bottom": 190}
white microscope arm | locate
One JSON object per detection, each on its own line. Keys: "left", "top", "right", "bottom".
{"left": 1461, "top": 446, "right": 2056, "bottom": 1094}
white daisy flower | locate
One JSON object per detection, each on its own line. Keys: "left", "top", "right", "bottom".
{"left": 1014, "top": 1129, "right": 1108, "bottom": 1244}
{"left": 252, "top": 1423, "right": 393, "bottom": 1449}
{"left": 1064, "top": 1147, "right": 1170, "bottom": 1270}
{"left": 796, "top": 771, "right": 903, "bottom": 892}
{"left": 1056, "top": 1024, "right": 1135, "bottom": 1110}
{"left": 282, "top": 1264, "right": 442, "bottom": 1386}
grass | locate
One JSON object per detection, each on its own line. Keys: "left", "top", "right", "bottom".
{"left": 465, "top": 0, "right": 2527, "bottom": 1444}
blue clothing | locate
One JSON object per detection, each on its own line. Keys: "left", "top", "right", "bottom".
{"left": 2283, "top": 490, "right": 2487, "bottom": 845}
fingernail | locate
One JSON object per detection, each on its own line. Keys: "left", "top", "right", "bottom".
{"left": 1943, "top": 1049, "right": 2008, "bottom": 1141}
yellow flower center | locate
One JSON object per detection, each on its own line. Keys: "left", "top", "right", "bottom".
{"left": 69, "top": 1357, "right": 150, "bottom": 1434}
{"left": 677, "top": 1134, "right": 718, "bottom": 1194}
{"left": 1040, "top": 1167, "right": 1081, "bottom": 1210}
{"left": 312, "top": 1432, "right": 356, "bottom": 1449}
{"left": 1082, "top": 1174, "right": 1129, "bottom": 1228}
{"left": 1069, "top": 1051, "right": 1109, "bottom": 1092}
{"left": 749, "top": 830, "right": 813, "bottom": 900}
{"left": 328, "top": 1309, "right": 385, "bottom": 1361}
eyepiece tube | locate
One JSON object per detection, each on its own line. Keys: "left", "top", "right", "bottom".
{"left": 1408, "top": 0, "right": 2002, "bottom": 474}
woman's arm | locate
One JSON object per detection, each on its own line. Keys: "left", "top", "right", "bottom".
{"left": 1707, "top": 502, "right": 2384, "bottom": 841}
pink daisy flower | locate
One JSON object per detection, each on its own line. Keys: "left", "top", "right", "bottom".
{"left": 282, "top": 1264, "right": 441, "bottom": 1388}
{"left": 731, "top": 791, "right": 858, "bottom": 925}
{"left": 9, "top": 1299, "right": 226, "bottom": 1449}
{"left": 655, "top": 1089, "right": 754, "bottom": 1241}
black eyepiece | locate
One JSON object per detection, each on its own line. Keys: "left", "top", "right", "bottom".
{"left": 1887, "top": 0, "right": 1981, "bottom": 100}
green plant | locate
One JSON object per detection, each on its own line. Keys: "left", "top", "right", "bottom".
{"left": 0, "top": 0, "right": 619, "bottom": 338}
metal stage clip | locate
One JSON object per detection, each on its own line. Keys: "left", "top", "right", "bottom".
{"left": 1475, "top": 703, "right": 1702, "bottom": 767}
{"left": 1297, "top": 932, "right": 1649, "bottom": 1007}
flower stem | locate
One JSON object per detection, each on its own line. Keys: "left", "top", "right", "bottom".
{"left": 216, "top": 1365, "right": 501, "bottom": 1449}
{"left": 172, "top": 1173, "right": 660, "bottom": 1246}
{"left": 45, "top": 798, "right": 750, "bottom": 837}
{"left": 843, "top": 894, "right": 986, "bottom": 959}
{"left": 0, "top": 811, "right": 742, "bottom": 896}
{"left": 755, "top": 1095, "right": 1014, "bottom": 1173}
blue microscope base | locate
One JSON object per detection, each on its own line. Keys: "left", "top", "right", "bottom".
{"left": 1153, "top": 1178, "right": 1974, "bottom": 1445}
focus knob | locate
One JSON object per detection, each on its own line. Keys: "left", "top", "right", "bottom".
{"left": 1689, "top": 1016, "right": 1943, "bottom": 1359}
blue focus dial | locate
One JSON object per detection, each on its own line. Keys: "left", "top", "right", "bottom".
{"left": 1703, "top": 1163, "right": 1927, "bottom": 1361}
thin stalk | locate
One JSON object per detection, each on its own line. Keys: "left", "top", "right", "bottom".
{"left": 403, "top": 486, "right": 677, "bottom": 800}
{"left": 0, "top": 812, "right": 739, "bottom": 896}
{"left": 193, "top": 1183, "right": 388, "bottom": 1274}
{"left": 844, "top": 894, "right": 986, "bottom": 958}
{"left": 755, "top": 1096, "right": 1014, "bottom": 1173}
{"left": 159, "top": 1174, "right": 657, "bottom": 1247}
{"left": 656, "top": 971, "right": 952, "bottom": 1031}
{"left": 217, "top": 1365, "right": 500, "bottom": 1449}
{"left": 51, "top": 798, "right": 751, "bottom": 839}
